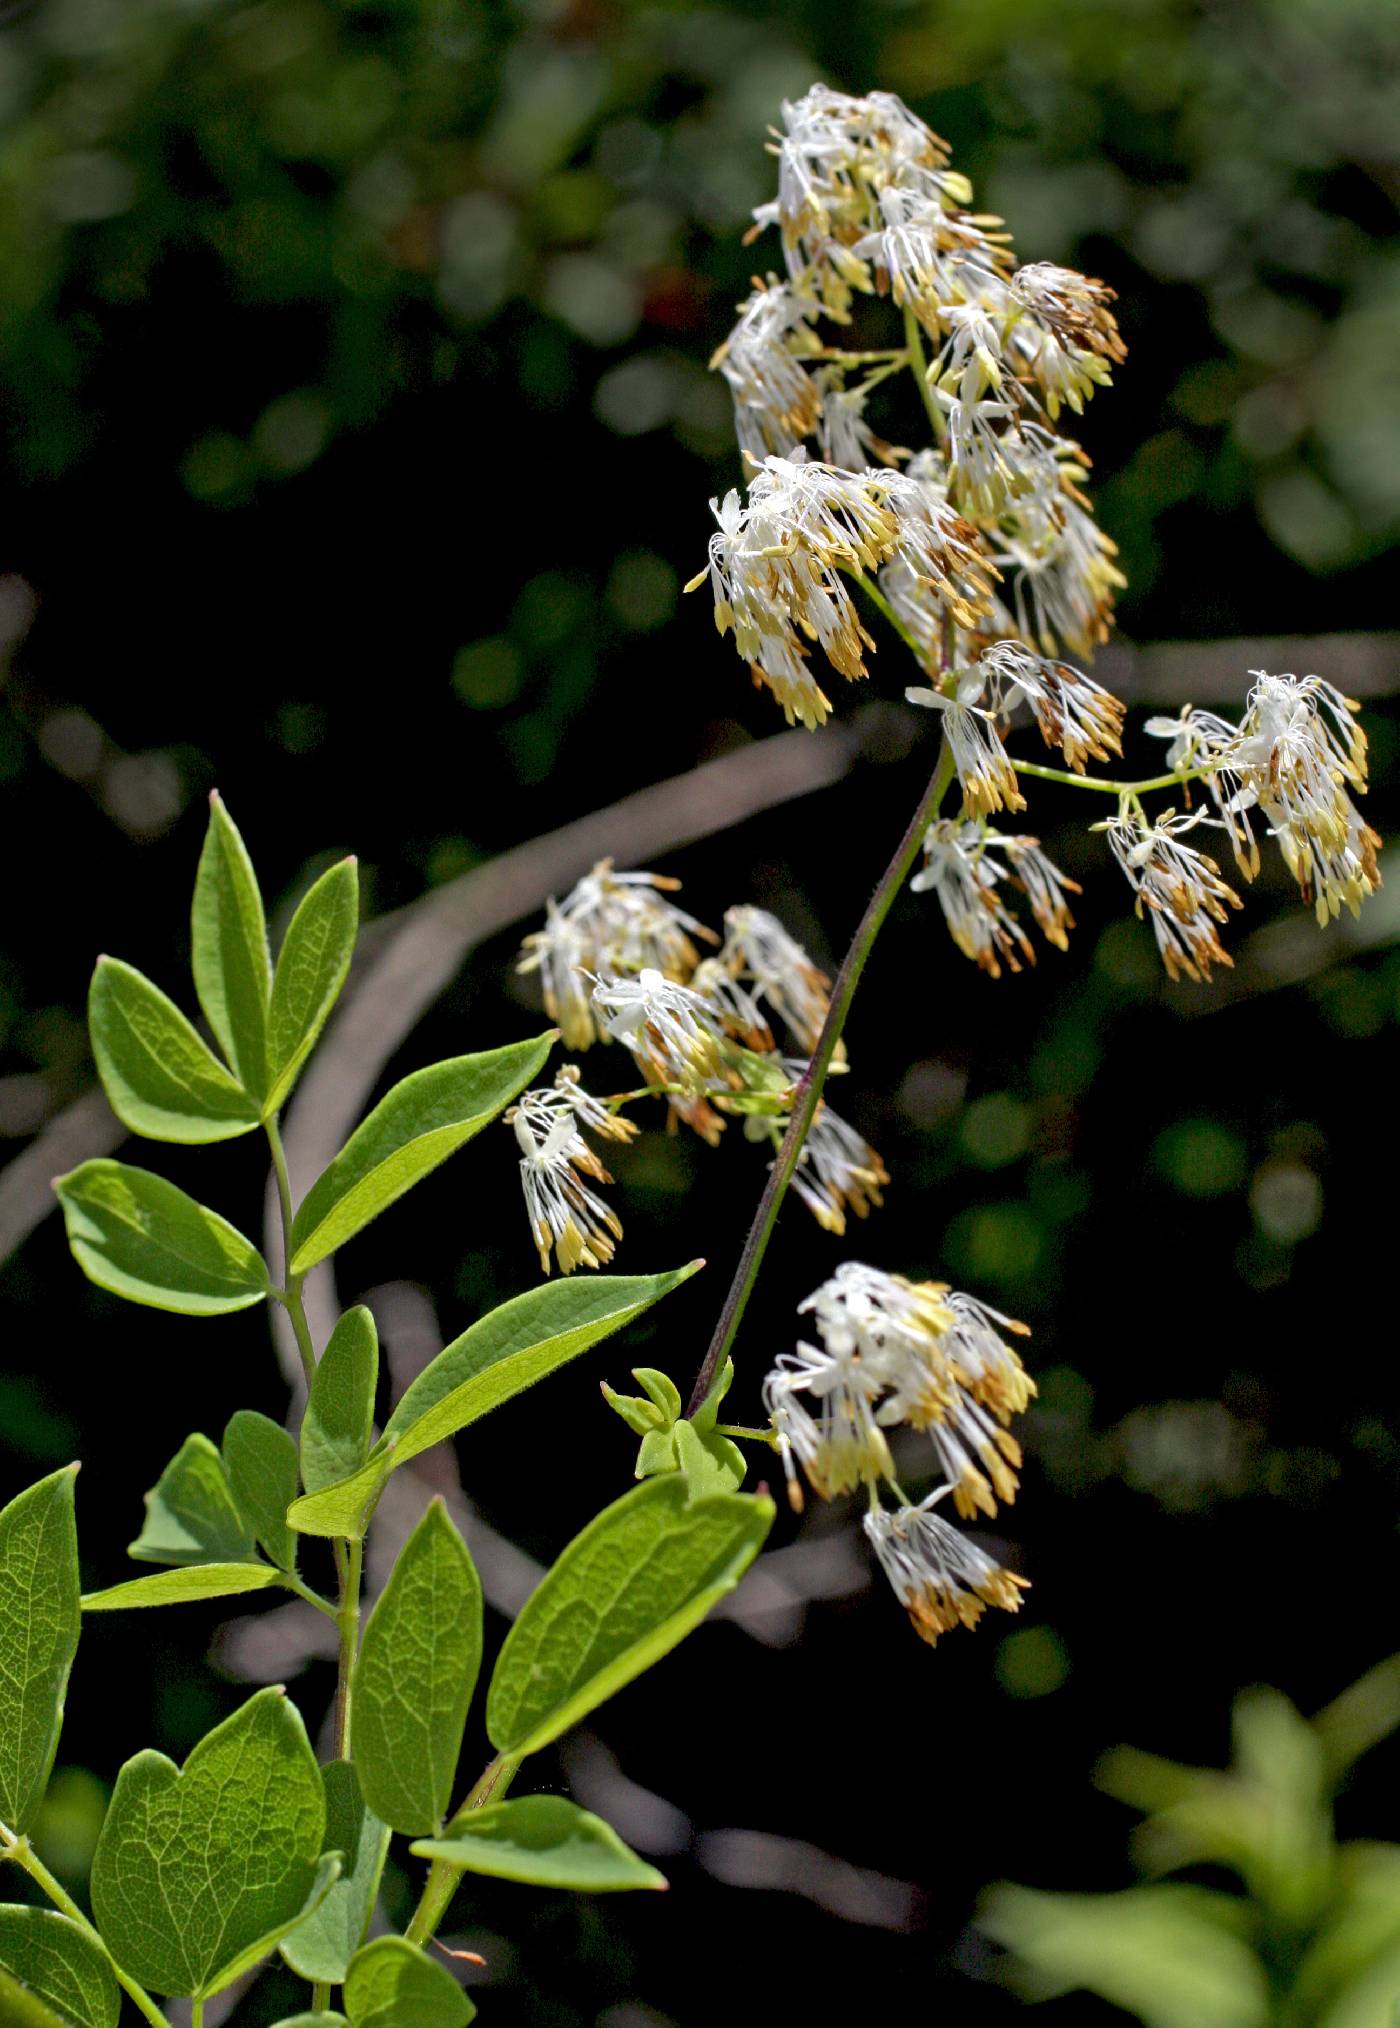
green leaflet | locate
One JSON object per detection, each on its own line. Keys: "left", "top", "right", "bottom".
{"left": 412, "top": 1796, "right": 667, "bottom": 1893}
{"left": 487, "top": 1476, "right": 773, "bottom": 1759}
{"left": 191, "top": 792, "right": 271, "bottom": 1101}
{"left": 128, "top": 1434, "right": 255, "bottom": 1566}
{"left": 343, "top": 1937, "right": 474, "bottom": 2028}
{"left": 382, "top": 1267, "right": 702, "bottom": 1469}
{"left": 82, "top": 1564, "right": 285, "bottom": 1611}
{"left": 351, "top": 1502, "right": 482, "bottom": 1835}
{"left": 54, "top": 1161, "right": 269, "bottom": 1317}
{"left": 271, "top": 2017, "right": 349, "bottom": 2027}
{"left": 90, "top": 1687, "right": 329, "bottom": 1998}
{"left": 287, "top": 1034, "right": 554, "bottom": 1273}
{"left": 289, "top": 1268, "right": 696, "bottom": 1540}
{"left": 280, "top": 1761, "right": 389, "bottom": 1985}
{"left": 0, "top": 1468, "right": 81, "bottom": 1832}
{"left": 265, "top": 857, "right": 359, "bottom": 1115}
{"left": 0, "top": 1908, "right": 119, "bottom": 2028}
{"left": 223, "top": 1410, "right": 299, "bottom": 1570}
{"left": 87, "top": 958, "right": 259, "bottom": 1143}
{"left": 301, "top": 1307, "right": 378, "bottom": 1495}
{"left": 0, "top": 1964, "right": 70, "bottom": 2028}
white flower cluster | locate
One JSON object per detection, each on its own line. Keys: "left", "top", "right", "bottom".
{"left": 513, "top": 865, "right": 889, "bottom": 1270}
{"left": 763, "top": 1263, "right": 1032, "bottom": 1642}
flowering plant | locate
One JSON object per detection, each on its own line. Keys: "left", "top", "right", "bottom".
{"left": 0, "top": 84, "right": 1382, "bottom": 2028}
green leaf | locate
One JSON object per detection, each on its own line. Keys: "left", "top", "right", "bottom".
{"left": 209, "top": 1853, "right": 340, "bottom": 1997}
{"left": 352, "top": 1501, "right": 482, "bottom": 1835}
{"left": 83, "top": 1564, "right": 285, "bottom": 1611}
{"left": 0, "top": 1467, "right": 80, "bottom": 1832}
{"left": 486, "top": 1477, "right": 772, "bottom": 1759}
{"left": 88, "top": 959, "right": 260, "bottom": 1144}
{"left": 290, "top": 1268, "right": 697, "bottom": 1541}
{"left": 382, "top": 1268, "right": 701, "bottom": 1470}
{"left": 413, "top": 1797, "right": 667, "bottom": 1893}
{"left": 90, "top": 1686, "right": 326, "bottom": 1998}
{"left": 301, "top": 1308, "right": 378, "bottom": 1496}
{"left": 286, "top": 1449, "right": 394, "bottom": 1544}
{"left": 54, "top": 1161, "right": 269, "bottom": 1317}
{"left": 128, "top": 1434, "right": 255, "bottom": 1567}
{"left": 266, "top": 859, "right": 359, "bottom": 1116}
{"left": 0, "top": 1908, "right": 119, "bottom": 2028}
{"left": 344, "top": 1938, "right": 473, "bottom": 2028}
{"left": 672, "top": 1418, "right": 746, "bottom": 1494}
{"left": 272, "top": 2017, "right": 348, "bottom": 2027}
{"left": 191, "top": 792, "right": 271, "bottom": 1100}
{"left": 288, "top": 1035, "right": 554, "bottom": 1274}
{"left": 281, "top": 1762, "right": 389, "bottom": 1985}
{"left": 223, "top": 1411, "right": 298, "bottom": 1570}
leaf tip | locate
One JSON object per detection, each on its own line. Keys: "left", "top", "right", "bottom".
{"left": 208, "top": 787, "right": 224, "bottom": 808}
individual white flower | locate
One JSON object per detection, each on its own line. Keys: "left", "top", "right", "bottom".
{"left": 1000, "top": 835, "right": 1080, "bottom": 952}
{"left": 1007, "top": 262, "right": 1124, "bottom": 419}
{"left": 912, "top": 818, "right": 1034, "bottom": 976}
{"left": 517, "top": 860, "right": 715, "bottom": 1046}
{"left": 874, "top": 467, "right": 997, "bottom": 633}
{"left": 711, "top": 279, "right": 824, "bottom": 460}
{"left": 720, "top": 904, "right": 831, "bottom": 1052}
{"left": 799, "top": 1260, "right": 954, "bottom": 1373}
{"left": 906, "top": 671, "right": 1026, "bottom": 819}
{"left": 592, "top": 968, "right": 725, "bottom": 1080}
{"left": 864, "top": 1493, "right": 1028, "bottom": 1644}
{"left": 1228, "top": 672, "right": 1380, "bottom": 922}
{"left": 977, "top": 640, "right": 1125, "bottom": 772}
{"left": 1104, "top": 810, "right": 1243, "bottom": 983}
{"left": 688, "top": 956, "right": 774, "bottom": 1051}
{"left": 935, "top": 294, "right": 1013, "bottom": 404}
{"left": 934, "top": 387, "right": 1025, "bottom": 516}
{"left": 986, "top": 435, "right": 1125, "bottom": 656}
{"left": 507, "top": 1079, "right": 628, "bottom": 1275}
{"left": 1143, "top": 705, "right": 1260, "bottom": 877}
{"left": 789, "top": 1098, "right": 889, "bottom": 1233}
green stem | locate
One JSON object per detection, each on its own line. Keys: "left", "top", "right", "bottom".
{"left": 405, "top": 1754, "right": 522, "bottom": 1948}
{"left": 191, "top": 2002, "right": 204, "bottom": 2028}
{"left": 266, "top": 1118, "right": 318, "bottom": 1394}
{"left": 715, "top": 1423, "right": 779, "bottom": 1446}
{"left": 902, "top": 303, "right": 946, "bottom": 440}
{"left": 1010, "top": 757, "right": 1212, "bottom": 797}
{"left": 848, "top": 568, "right": 927, "bottom": 664}
{"left": 333, "top": 1537, "right": 363, "bottom": 1760}
{"left": 685, "top": 734, "right": 956, "bottom": 1417}
{"left": 0, "top": 1828, "right": 169, "bottom": 2027}
{"left": 281, "top": 1573, "right": 340, "bottom": 1621}
{"left": 313, "top": 1978, "right": 332, "bottom": 2011}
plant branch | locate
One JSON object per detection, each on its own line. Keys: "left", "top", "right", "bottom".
{"left": 1011, "top": 757, "right": 1214, "bottom": 797}
{"left": 405, "top": 1753, "right": 522, "bottom": 1948}
{"left": 265, "top": 1118, "right": 317, "bottom": 1394}
{"left": 686, "top": 733, "right": 956, "bottom": 1416}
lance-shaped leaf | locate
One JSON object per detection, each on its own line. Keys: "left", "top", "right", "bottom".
{"left": 265, "top": 858, "right": 359, "bottom": 1116}
{"left": 344, "top": 1938, "right": 473, "bottom": 2028}
{"left": 0, "top": 1908, "right": 119, "bottom": 2028}
{"left": 83, "top": 1565, "right": 285, "bottom": 1611}
{"left": 289, "top": 1269, "right": 696, "bottom": 1540}
{"left": 88, "top": 959, "right": 260, "bottom": 1144}
{"left": 90, "top": 1686, "right": 328, "bottom": 1998}
{"left": 281, "top": 1762, "right": 389, "bottom": 1986}
{"left": 287, "top": 1034, "right": 554, "bottom": 1274}
{"left": 351, "top": 1502, "right": 481, "bottom": 1835}
{"left": 128, "top": 1434, "right": 255, "bottom": 1567}
{"left": 54, "top": 1161, "right": 269, "bottom": 1317}
{"left": 0, "top": 1469, "right": 80, "bottom": 1832}
{"left": 301, "top": 1307, "right": 378, "bottom": 1496}
{"left": 223, "top": 1411, "right": 298, "bottom": 1570}
{"left": 192, "top": 792, "right": 271, "bottom": 1099}
{"left": 487, "top": 1477, "right": 773, "bottom": 1759}
{"left": 413, "top": 1797, "right": 666, "bottom": 1893}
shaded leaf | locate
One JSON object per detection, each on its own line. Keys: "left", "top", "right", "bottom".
{"left": 343, "top": 1938, "right": 473, "bottom": 2028}
{"left": 83, "top": 1564, "right": 285, "bottom": 1611}
{"left": 54, "top": 1162, "right": 269, "bottom": 1317}
{"left": 90, "top": 1687, "right": 326, "bottom": 1998}
{"left": 88, "top": 959, "right": 259, "bottom": 1143}
{"left": 0, "top": 1964, "right": 70, "bottom": 2028}
{"left": 287, "top": 1449, "right": 395, "bottom": 1544}
{"left": 223, "top": 1411, "right": 298, "bottom": 1570}
{"left": 487, "top": 1477, "right": 772, "bottom": 1759}
{"left": 352, "top": 1502, "right": 481, "bottom": 1835}
{"left": 271, "top": 2017, "right": 348, "bottom": 2027}
{"left": 413, "top": 1796, "right": 666, "bottom": 1893}
{"left": 288, "top": 1035, "right": 553, "bottom": 1273}
{"left": 192, "top": 793, "right": 271, "bottom": 1099}
{"left": 301, "top": 1308, "right": 378, "bottom": 1496}
{"left": 0, "top": 1467, "right": 81, "bottom": 1832}
{"left": 266, "top": 859, "right": 359, "bottom": 1115}
{"left": 127, "top": 1435, "right": 255, "bottom": 1567}
{"left": 0, "top": 1908, "right": 119, "bottom": 2028}
{"left": 281, "top": 1762, "right": 389, "bottom": 1986}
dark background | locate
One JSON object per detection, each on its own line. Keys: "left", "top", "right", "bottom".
{"left": 1, "top": 1, "right": 1398, "bottom": 2022}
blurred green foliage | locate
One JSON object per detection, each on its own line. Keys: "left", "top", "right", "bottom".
{"left": 983, "top": 1657, "right": 1400, "bottom": 2028}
